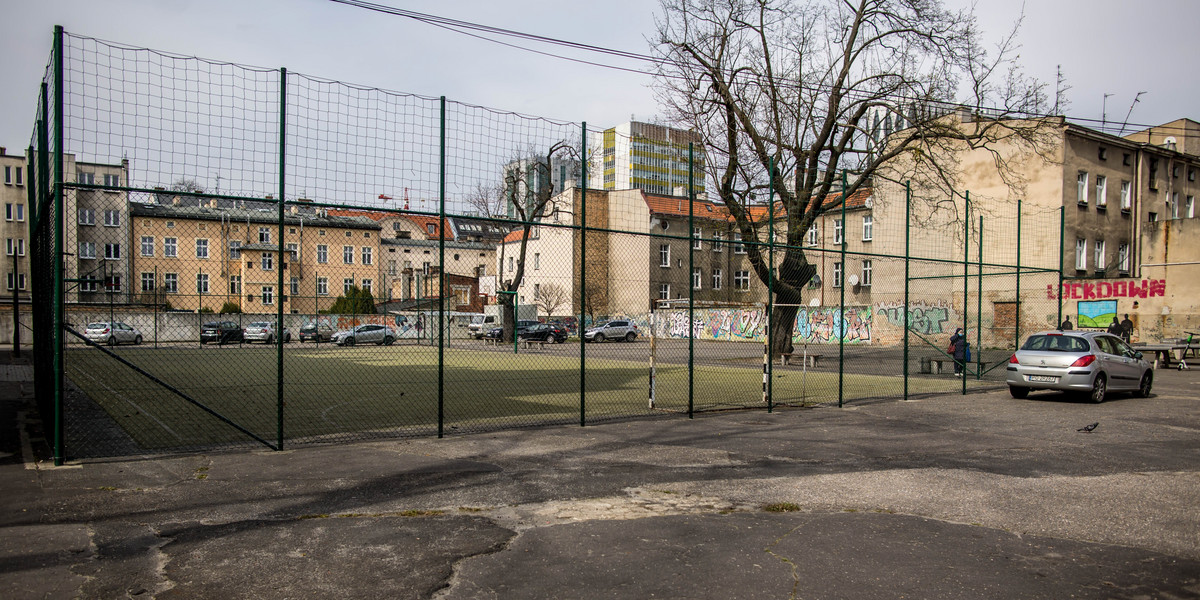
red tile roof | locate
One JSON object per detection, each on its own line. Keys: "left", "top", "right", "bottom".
{"left": 404, "top": 215, "right": 454, "bottom": 241}
{"left": 327, "top": 208, "right": 389, "bottom": 222}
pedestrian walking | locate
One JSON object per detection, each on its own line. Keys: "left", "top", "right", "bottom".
{"left": 1120, "top": 314, "right": 1134, "bottom": 343}
{"left": 949, "top": 328, "right": 967, "bottom": 376}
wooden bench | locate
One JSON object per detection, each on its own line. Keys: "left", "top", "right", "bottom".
{"left": 485, "top": 338, "right": 501, "bottom": 347}
{"left": 919, "top": 357, "right": 952, "bottom": 374}
{"left": 779, "top": 353, "right": 821, "bottom": 368}
{"left": 520, "top": 339, "right": 547, "bottom": 350}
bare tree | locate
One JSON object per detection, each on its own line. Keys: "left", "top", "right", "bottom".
{"left": 171, "top": 178, "right": 205, "bottom": 194}
{"left": 533, "top": 282, "right": 570, "bottom": 319}
{"left": 653, "top": 0, "right": 1055, "bottom": 354}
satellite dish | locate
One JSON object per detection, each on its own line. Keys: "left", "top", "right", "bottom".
{"left": 848, "top": 274, "right": 860, "bottom": 286}
{"left": 809, "top": 298, "right": 820, "bottom": 307}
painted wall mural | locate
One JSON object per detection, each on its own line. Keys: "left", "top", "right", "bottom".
{"left": 1047, "top": 280, "right": 1166, "bottom": 300}
{"left": 653, "top": 306, "right": 873, "bottom": 344}
{"left": 876, "top": 300, "right": 953, "bottom": 335}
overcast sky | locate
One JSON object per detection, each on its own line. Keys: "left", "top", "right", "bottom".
{"left": 3, "top": 0, "right": 1197, "bottom": 171}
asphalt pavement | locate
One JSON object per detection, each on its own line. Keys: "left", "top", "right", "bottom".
{"left": 2, "top": 348, "right": 1198, "bottom": 599}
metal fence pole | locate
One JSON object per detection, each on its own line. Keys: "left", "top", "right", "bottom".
{"left": 838, "top": 169, "right": 846, "bottom": 408}
{"left": 1057, "top": 206, "right": 1064, "bottom": 325}
{"left": 276, "top": 67, "right": 287, "bottom": 451}
{"left": 579, "top": 122, "right": 587, "bottom": 426}
{"left": 52, "top": 24, "right": 65, "bottom": 465}
{"left": 903, "top": 180, "right": 911, "bottom": 400}
{"left": 1015, "top": 199, "right": 1022, "bottom": 351}
{"left": 976, "top": 216, "right": 983, "bottom": 379}
{"left": 765, "top": 157, "right": 774, "bottom": 412}
{"left": 687, "top": 142, "right": 694, "bottom": 418}
{"left": 437, "top": 96, "right": 446, "bottom": 437}
{"left": 962, "top": 191, "right": 969, "bottom": 395}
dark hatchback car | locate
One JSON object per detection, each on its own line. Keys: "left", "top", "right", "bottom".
{"left": 200, "top": 321, "right": 244, "bottom": 345}
{"left": 520, "top": 323, "right": 568, "bottom": 344}
{"left": 483, "top": 319, "right": 540, "bottom": 341}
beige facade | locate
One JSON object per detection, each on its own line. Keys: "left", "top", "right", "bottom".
{"left": 1, "top": 148, "right": 30, "bottom": 302}
{"left": 65, "top": 156, "right": 130, "bottom": 304}
{"left": 129, "top": 202, "right": 380, "bottom": 314}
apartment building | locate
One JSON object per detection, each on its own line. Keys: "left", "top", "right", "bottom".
{"left": 65, "top": 156, "right": 130, "bottom": 305}
{"left": 601, "top": 121, "right": 706, "bottom": 198}
{"left": 1, "top": 147, "right": 30, "bottom": 303}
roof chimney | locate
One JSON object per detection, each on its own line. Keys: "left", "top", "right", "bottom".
{"left": 0, "top": 147, "right": 6, "bottom": 156}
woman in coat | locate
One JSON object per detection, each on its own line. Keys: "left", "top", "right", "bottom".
{"left": 949, "top": 328, "right": 967, "bottom": 376}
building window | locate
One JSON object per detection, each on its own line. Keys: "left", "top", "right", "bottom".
{"left": 1148, "top": 212, "right": 1158, "bottom": 222}
{"left": 533, "top": 283, "right": 539, "bottom": 298}
{"left": 316, "top": 277, "right": 328, "bottom": 296}
{"left": 1075, "top": 239, "right": 1087, "bottom": 270}
{"left": 507, "top": 256, "right": 514, "bottom": 272}
{"left": 80, "top": 276, "right": 98, "bottom": 293}
{"left": 196, "top": 273, "right": 209, "bottom": 294}
{"left": 861, "top": 260, "right": 872, "bottom": 286}
{"left": 259, "top": 227, "right": 270, "bottom": 243}
{"left": 79, "top": 242, "right": 95, "bottom": 259}
{"left": 140, "top": 236, "right": 154, "bottom": 257}
{"left": 229, "top": 275, "right": 241, "bottom": 294}
{"left": 343, "top": 245, "right": 354, "bottom": 265}
{"left": 1187, "top": 196, "right": 1196, "bottom": 219}
{"left": 13, "top": 168, "right": 21, "bottom": 186}
{"left": 261, "top": 252, "right": 273, "bottom": 271}
{"left": 6, "top": 273, "right": 27, "bottom": 291}
{"left": 316, "top": 244, "right": 328, "bottom": 264}
{"left": 196, "top": 238, "right": 209, "bottom": 259}
{"left": 712, "top": 268, "right": 722, "bottom": 290}
{"left": 77, "top": 208, "right": 95, "bottom": 225}
{"left": 660, "top": 244, "right": 671, "bottom": 267}
{"left": 76, "top": 171, "right": 94, "bottom": 184}
{"left": 693, "top": 267, "right": 702, "bottom": 290}
{"left": 103, "top": 173, "right": 119, "bottom": 187}
{"left": 261, "top": 286, "right": 274, "bottom": 305}
{"left": 693, "top": 227, "right": 702, "bottom": 249}
{"left": 388, "top": 260, "right": 397, "bottom": 276}
{"left": 164, "top": 237, "right": 177, "bottom": 258}
{"left": 361, "top": 279, "right": 372, "bottom": 294}
{"left": 1120, "top": 181, "right": 1131, "bottom": 211}
{"left": 2, "top": 166, "right": 10, "bottom": 185}
{"left": 103, "top": 275, "right": 121, "bottom": 293}
{"left": 659, "top": 283, "right": 670, "bottom": 300}
{"left": 1098, "top": 147, "right": 1107, "bottom": 161}
{"left": 361, "top": 247, "right": 372, "bottom": 265}
{"left": 833, "top": 219, "right": 843, "bottom": 244}
{"left": 164, "top": 273, "right": 178, "bottom": 293}
{"left": 343, "top": 278, "right": 354, "bottom": 294}
{"left": 291, "top": 277, "right": 299, "bottom": 296}
{"left": 1095, "top": 176, "right": 1106, "bottom": 208}
{"left": 533, "top": 253, "right": 540, "bottom": 270}
{"left": 6, "top": 238, "right": 25, "bottom": 256}
{"left": 1118, "top": 243, "right": 1129, "bottom": 272}
{"left": 1094, "top": 240, "right": 1106, "bottom": 272}
{"left": 229, "top": 240, "right": 241, "bottom": 259}
{"left": 734, "top": 270, "right": 750, "bottom": 291}
{"left": 140, "top": 272, "right": 155, "bottom": 292}
{"left": 806, "top": 224, "right": 818, "bottom": 246}
{"left": 104, "top": 243, "right": 121, "bottom": 260}
{"left": 103, "top": 210, "right": 120, "bottom": 227}
{"left": 832, "top": 262, "right": 843, "bottom": 288}
{"left": 1077, "top": 172, "right": 1088, "bottom": 204}
{"left": 287, "top": 243, "right": 298, "bottom": 261}
{"left": 733, "top": 233, "right": 745, "bottom": 254}
{"left": 5, "top": 203, "right": 24, "bottom": 222}
{"left": 712, "top": 232, "right": 723, "bottom": 252}
{"left": 1171, "top": 192, "right": 1180, "bottom": 219}
{"left": 862, "top": 215, "right": 873, "bottom": 241}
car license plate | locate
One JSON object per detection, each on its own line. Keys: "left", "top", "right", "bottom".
{"left": 1028, "top": 375, "right": 1057, "bottom": 383}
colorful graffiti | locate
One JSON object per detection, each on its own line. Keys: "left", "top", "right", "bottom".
{"left": 793, "top": 306, "right": 873, "bottom": 344}
{"left": 1047, "top": 279, "right": 1165, "bottom": 300}
{"left": 876, "top": 301, "right": 953, "bottom": 335}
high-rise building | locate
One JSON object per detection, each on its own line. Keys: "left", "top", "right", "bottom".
{"left": 601, "top": 122, "right": 705, "bottom": 197}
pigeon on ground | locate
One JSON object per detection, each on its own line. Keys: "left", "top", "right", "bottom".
{"left": 1077, "top": 422, "right": 1099, "bottom": 433}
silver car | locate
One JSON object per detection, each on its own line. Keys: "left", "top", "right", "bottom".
{"left": 1006, "top": 330, "right": 1152, "bottom": 402}
{"left": 84, "top": 321, "right": 142, "bottom": 346}
{"left": 583, "top": 320, "right": 638, "bottom": 343}
{"left": 244, "top": 321, "right": 292, "bottom": 344}
{"left": 331, "top": 324, "right": 396, "bottom": 346}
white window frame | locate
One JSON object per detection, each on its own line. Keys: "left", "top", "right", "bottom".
{"left": 102, "top": 173, "right": 119, "bottom": 187}
{"left": 1118, "top": 243, "right": 1129, "bottom": 272}
{"left": 659, "top": 283, "right": 670, "bottom": 300}
{"left": 1094, "top": 239, "right": 1106, "bottom": 272}
{"left": 832, "top": 262, "right": 843, "bottom": 288}
{"left": 259, "top": 227, "right": 271, "bottom": 243}
{"left": 660, "top": 244, "right": 671, "bottom": 267}
{"left": 534, "top": 252, "right": 540, "bottom": 270}
{"left": 1120, "top": 181, "right": 1131, "bottom": 210}
{"left": 833, "top": 219, "right": 844, "bottom": 244}
{"left": 80, "top": 276, "right": 98, "bottom": 293}
{"left": 361, "top": 246, "right": 372, "bottom": 266}
{"left": 692, "top": 267, "right": 702, "bottom": 290}
{"left": 261, "top": 252, "right": 274, "bottom": 271}
{"left": 711, "top": 268, "right": 722, "bottom": 290}
{"left": 140, "top": 272, "right": 155, "bottom": 292}
{"left": 734, "top": 270, "right": 750, "bottom": 291}
{"left": 343, "top": 245, "right": 354, "bottom": 265}
{"left": 164, "top": 237, "right": 177, "bottom": 258}
{"left": 261, "top": 286, "right": 274, "bottom": 305}
{"left": 1075, "top": 239, "right": 1087, "bottom": 270}
{"left": 1187, "top": 196, "right": 1195, "bottom": 219}
{"left": 104, "top": 243, "right": 121, "bottom": 260}
{"left": 196, "top": 273, "right": 209, "bottom": 294}
{"left": 79, "top": 242, "right": 95, "bottom": 260}
{"left": 140, "top": 236, "right": 154, "bottom": 257}
{"left": 344, "top": 278, "right": 355, "bottom": 294}
{"left": 733, "top": 233, "right": 745, "bottom": 254}
{"left": 316, "top": 244, "right": 328, "bottom": 264}
{"left": 290, "top": 277, "right": 299, "bottom": 296}
{"left": 806, "top": 224, "right": 818, "bottom": 246}
{"left": 77, "top": 208, "right": 95, "bottom": 225}
{"left": 361, "top": 278, "right": 372, "bottom": 294}
{"left": 1171, "top": 192, "right": 1180, "bottom": 219}
{"left": 316, "top": 277, "right": 328, "bottom": 296}
{"left": 1095, "top": 175, "right": 1107, "bottom": 207}
{"left": 195, "top": 238, "right": 209, "bottom": 259}
{"left": 861, "top": 260, "right": 872, "bottom": 286}
{"left": 862, "top": 215, "right": 873, "bottom": 241}
{"left": 229, "top": 275, "right": 241, "bottom": 295}
{"left": 712, "top": 232, "right": 723, "bottom": 252}
{"left": 230, "top": 240, "right": 242, "bottom": 259}
{"left": 1077, "top": 172, "right": 1088, "bottom": 204}
{"left": 164, "top": 273, "right": 178, "bottom": 294}
{"left": 287, "top": 243, "right": 298, "bottom": 261}
{"left": 692, "top": 227, "right": 702, "bottom": 249}
{"left": 103, "top": 210, "right": 120, "bottom": 227}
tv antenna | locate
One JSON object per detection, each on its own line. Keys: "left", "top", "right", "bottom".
{"left": 1117, "top": 92, "right": 1147, "bottom": 137}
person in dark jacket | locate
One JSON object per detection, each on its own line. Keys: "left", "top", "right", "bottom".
{"left": 949, "top": 328, "right": 967, "bottom": 376}
{"left": 1059, "top": 316, "right": 1073, "bottom": 330}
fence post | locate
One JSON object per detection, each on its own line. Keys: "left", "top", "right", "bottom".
{"left": 277, "top": 67, "right": 287, "bottom": 451}
{"left": 687, "top": 142, "right": 694, "bottom": 418}
{"left": 903, "top": 180, "right": 910, "bottom": 400}
{"left": 976, "top": 216, "right": 983, "bottom": 379}
{"left": 962, "top": 191, "right": 969, "bottom": 395}
{"left": 579, "top": 122, "right": 587, "bottom": 426}
{"left": 838, "top": 169, "right": 846, "bottom": 408}
{"left": 437, "top": 96, "right": 446, "bottom": 437}
{"left": 53, "top": 24, "right": 65, "bottom": 465}
{"left": 1015, "top": 199, "right": 1022, "bottom": 351}
{"left": 1057, "top": 206, "right": 1064, "bottom": 326}
{"left": 764, "top": 157, "right": 774, "bottom": 411}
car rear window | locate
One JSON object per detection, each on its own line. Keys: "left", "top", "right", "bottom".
{"left": 87, "top": 323, "right": 107, "bottom": 329}
{"left": 1021, "top": 335, "right": 1090, "bottom": 352}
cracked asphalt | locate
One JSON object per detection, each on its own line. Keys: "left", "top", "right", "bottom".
{"left": 2, "top": 350, "right": 1199, "bottom": 599}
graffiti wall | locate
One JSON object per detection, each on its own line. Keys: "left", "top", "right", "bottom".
{"left": 875, "top": 300, "right": 953, "bottom": 335}
{"left": 652, "top": 306, "right": 874, "bottom": 344}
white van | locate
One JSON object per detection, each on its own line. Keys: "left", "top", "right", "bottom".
{"left": 468, "top": 314, "right": 496, "bottom": 338}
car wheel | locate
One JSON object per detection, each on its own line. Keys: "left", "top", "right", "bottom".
{"left": 595, "top": 333, "right": 604, "bottom": 343}
{"left": 1008, "top": 386, "right": 1029, "bottom": 399}
{"left": 344, "top": 337, "right": 355, "bottom": 347}
{"left": 285, "top": 334, "right": 292, "bottom": 343}
{"left": 107, "top": 336, "right": 116, "bottom": 347}
{"left": 201, "top": 339, "right": 208, "bottom": 345}
{"left": 134, "top": 335, "right": 142, "bottom": 345}
{"left": 383, "top": 336, "right": 395, "bottom": 346}
{"left": 266, "top": 335, "right": 274, "bottom": 344}
{"left": 1135, "top": 372, "right": 1153, "bottom": 398}
{"left": 1089, "top": 374, "right": 1107, "bottom": 404}
{"left": 625, "top": 332, "right": 636, "bottom": 342}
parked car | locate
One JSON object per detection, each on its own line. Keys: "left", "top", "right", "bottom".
{"left": 200, "top": 321, "right": 244, "bottom": 345}
{"left": 584, "top": 320, "right": 638, "bottom": 343}
{"left": 482, "top": 320, "right": 540, "bottom": 342}
{"left": 244, "top": 321, "right": 292, "bottom": 344}
{"left": 469, "top": 315, "right": 498, "bottom": 339}
{"left": 85, "top": 321, "right": 142, "bottom": 346}
{"left": 298, "top": 322, "right": 334, "bottom": 343}
{"left": 331, "top": 324, "right": 396, "bottom": 346}
{"left": 519, "top": 323, "right": 568, "bottom": 344}
{"left": 1006, "top": 330, "right": 1152, "bottom": 402}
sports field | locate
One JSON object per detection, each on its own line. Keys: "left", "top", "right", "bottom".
{"left": 65, "top": 342, "right": 972, "bottom": 451}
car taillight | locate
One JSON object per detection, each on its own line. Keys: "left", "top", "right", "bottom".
{"left": 1008, "top": 355, "right": 1019, "bottom": 364}
{"left": 1070, "top": 354, "right": 1096, "bottom": 367}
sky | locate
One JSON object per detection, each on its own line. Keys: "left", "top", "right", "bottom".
{"left": 1, "top": 0, "right": 1197, "bottom": 201}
